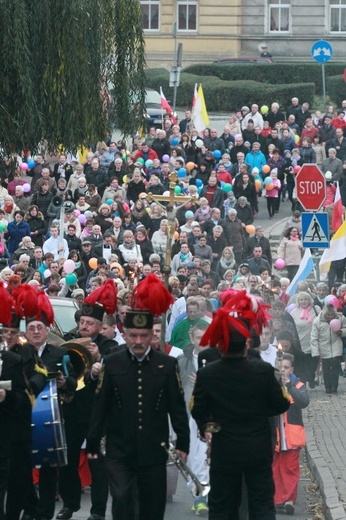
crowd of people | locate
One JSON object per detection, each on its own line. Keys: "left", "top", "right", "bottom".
{"left": 1, "top": 97, "right": 346, "bottom": 520}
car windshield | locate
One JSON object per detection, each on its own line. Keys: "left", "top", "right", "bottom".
{"left": 145, "top": 90, "right": 161, "bottom": 105}
{"left": 53, "top": 304, "right": 78, "bottom": 334}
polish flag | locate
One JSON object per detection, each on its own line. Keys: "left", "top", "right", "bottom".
{"left": 332, "top": 181, "right": 344, "bottom": 233}
{"left": 160, "top": 87, "right": 172, "bottom": 114}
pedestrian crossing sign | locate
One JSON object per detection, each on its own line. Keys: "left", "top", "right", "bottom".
{"left": 302, "top": 212, "right": 329, "bottom": 248}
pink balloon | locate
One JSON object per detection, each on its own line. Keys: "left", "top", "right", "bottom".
{"left": 19, "top": 163, "right": 29, "bottom": 171}
{"left": 23, "top": 183, "right": 31, "bottom": 193}
{"left": 275, "top": 258, "right": 286, "bottom": 269}
{"left": 74, "top": 209, "right": 81, "bottom": 217}
{"left": 44, "top": 269, "right": 52, "bottom": 279}
{"left": 63, "top": 259, "right": 75, "bottom": 274}
{"left": 326, "top": 296, "right": 339, "bottom": 308}
{"left": 78, "top": 214, "right": 87, "bottom": 224}
{"left": 330, "top": 319, "right": 341, "bottom": 332}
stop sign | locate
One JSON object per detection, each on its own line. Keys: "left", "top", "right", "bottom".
{"left": 295, "top": 164, "right": 326, "bottom": 211}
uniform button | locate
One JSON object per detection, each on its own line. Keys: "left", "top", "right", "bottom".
{"left": 139, "top": 401, "right": 142, "bottom": 406}
{"left": 138, "top": 370, "right": 142, "bottom": 374}
{"left": 139, "top": 417, "right": 142, "bottom": 422}
{"left": 139, "top": 410, "right": 143, "bottom": 414}
{"left": 138, "top": 378, "right": 142, "bottom": 382}
{"left": 138, "top": 394, "right": 142, "bottom": 398}
{"left": 138, "top": 386, "right": 142, "bottom": 390}
{"left": 138, "top": 425, "right": 143, "bottom": 430}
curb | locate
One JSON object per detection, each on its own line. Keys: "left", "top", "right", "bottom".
{"left": 305, "top": 427, "right": 346, "bottom": 520}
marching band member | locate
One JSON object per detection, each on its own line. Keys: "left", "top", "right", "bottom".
{"left": 87, "top": 274, "right": 190, "bottom": 520}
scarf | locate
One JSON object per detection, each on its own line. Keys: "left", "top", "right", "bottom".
{"left": 132, "top": 207, "right": 146, "bottom": 218}
{"left": 180, "top": 252, "right": 190, "bottom": 263}
{"left": 220, "top": 257, "right": 235, "bottom": 270}
{"left": 4, "top": 204, "right": 13, "bottom": 214}
{"left": 299, "top": 305, "right": 313, "bottom": 323}
{"left": 122, "top": 239, "right": 136, "bottom": 250}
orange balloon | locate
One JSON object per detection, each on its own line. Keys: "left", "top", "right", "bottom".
{"left": 265, "top": 183, "right": 274, "bottom": 191}
{"left": 173, "top": 231, "right": 180, "bottom": 240}
{"left": 186, "top": 162, "right": 196, "bottom": 171}
{"left": 262, "top": 165, "right": 270, "bottom": 174}
{"left": 138, "top": 192, "right": 147, "bottom": 199}
{"left": 245, "top": 225, "right": 256, "bottom": 235}
{"left": 255, "top": 179, "right": 262, "bottom": 191}
{"left": 88, "top": 257, "right": 98, "bottom": 269}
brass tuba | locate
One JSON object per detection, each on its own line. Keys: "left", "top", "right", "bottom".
{"left": 63, "top": 338, "right": 94, "bottom": 390}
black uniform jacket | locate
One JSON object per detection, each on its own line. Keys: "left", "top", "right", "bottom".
{"left": 191, "top": 356, "right": 289, "bottom": 465}
{"left": 87, "top": 347, "right": 190, "bottom": 466}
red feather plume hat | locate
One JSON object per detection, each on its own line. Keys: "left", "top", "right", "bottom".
{"left": 201, "top": 290, "right": 271, "bottom": 353}
{"left": 0, "top": 282, "right": 15, "bottom": 327}
{"left": 125, "top": 274, "right": 174, "bottom": 329}
{"left": 82, "top": 279, "right": 118, "bottom": 321}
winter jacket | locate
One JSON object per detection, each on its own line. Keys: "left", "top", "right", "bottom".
{"left": 277, "top": 237, "right": 303, "bottom": 266}
{"left": 311, "top": 313, "right": 346, "bottom": 359}
{"left": 5, "top": 220, "right": 31, "bottom": 255}
{"left": 24, "top": 212, "right": 47, "bottom": 246}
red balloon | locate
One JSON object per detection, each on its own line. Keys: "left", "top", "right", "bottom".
{"left": 293, "top": 166, "right": 301, "bottom": 174}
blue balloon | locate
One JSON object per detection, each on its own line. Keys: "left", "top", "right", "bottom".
{"left": 213, "top": 150, "right": 222, "bottom": 159}
{"left": 171, "top": 137, "right": 179, "bottom": 146}
{"left": 197, "top": 186, "right": 203, "bottom": 194}
{"left": 264, "top": 176, "right": 272, "bottom": 185}
{"left": 28, "top": 160, "right": 35, "bottom": 169}
{"left": 195, "top": 179, "right": 203, "bottom": 187}
{"left": 178, "top": 167, "right": 187, "bottom": 178}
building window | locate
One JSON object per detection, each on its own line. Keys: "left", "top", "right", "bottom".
{"left": 177, "top": 0, "right": 197, "bottom": 31}
{"left": 269, "top": 0, "right": 290, "bottom": 32}
{"left": 330, "top": 0, "right": 346, "bottom": 32}
{"left": 140, "top": 0, "right": 160, "bottom": 31}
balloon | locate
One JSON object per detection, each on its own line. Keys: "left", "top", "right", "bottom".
{"left": 78, "top": 214, "right": 86, "bottom": 224}
{"left": 255, "top": 179, "right": 262, "bottom": 191}
{"left": 262, "top": 165, "right": 270, "bottom": 174}
{"left": 286, "top": 303, "right": 296, "bottom": 313}
{"left": 186, "top": 162, "right": 196, "bottom": 171}
{"left": 84, "top": 210, "right": 93, "bottom": 218}
{"left": 261, "top": 105, "right": 269, "bottom": 115}
{"left": 162, "top": 154, "right": 170, "bottom": 162}
{"left": 65, "top": 273, "right": 78, "bottom": 285}
{"left": 294, "top": 135, "right": 300, "bottom": 143}
{"left": 19, "top": 163, "right": 29, "bottom": 171}
{"left": 195, "top": 179, "right": 203, "bottom": 187}
{"left": 274, "top": 258, "right": 286, "bottom": 269}
{"left": 197, "top": 186, "right": 203, "bottom": 194}
{"left": 28, "top": 160, "right": 35, "bottom": 169}
{"left": 136, "top": 158, "right": 145, "bottom": 165}
{"left": 145, "top": 159, "right": 153, "bottom": 168}
{"left": 122, "top": 175, "right": 128, "bottom": 183}
{"left": 245, "top": 225, "right": 256, "bottom": 235}
{"left": 293, "top": 165, "right": 301, "bottom": 174}
{"left": 178, "top": 168, "right": 187, "bottom": 178}
{"left": 173, "top": 231, "right": 179, "bottom": 240}
{"left": 264, "top": 177, "right": 272, "bottom": 185}
{"left": 213, "top": 150, "right": 222, "bottom": 159}
{"left": 325, "top": 295, "right": 339, "bottom": 308}
{"left": 88, "top": 258, "right": 98, "bottom": 270}
{"left": 74, "top": 209, "right": 81, "bottom": 217}
{"left": 222, "top": 183, "right": 233, "bottom": 192}
{"left": 163, "top": 191, "right": 170, "bottom": 196}
{"left": 44, "top": 269, "right": 52, "bottom": 279}
{"left": 138, "top": 192, "right": 147, "bottom": 199}
{"left": 265, "top": 183, "right": 274, "bottom": 191}
{"left": 195, "top": 139, "right": 204, "bottom": 148}
{"left": 330, "top": 319, "right": 341, "bottom": 332}
{"left": 63, "top": 259, "right": 76, "bottom": 274}
{"left": 185, "top": 210, "right": 194, "bottom": 219}
{"left": 171, "top": 137, "right": 179, "bottom": 146}
{"left": 23, "top": 183, "right": 31, "bottom": 193}
{"left": 210, "top": 298, "right": 219, "bottom": 311}
{"left": 0, "top": 222, "right": 7, "bottom": 232}
{"left": 174, "top": 186, "right": 182, "bottom": 195}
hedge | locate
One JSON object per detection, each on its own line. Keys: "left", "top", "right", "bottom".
{"left": 183, "top": 63, "right": 346, "bottom": 96}
{"left": 145, "top": 69, "right": 315, "bottom": 112}
{"left": 326, "top": 75, "right": 346, "bottom": 106}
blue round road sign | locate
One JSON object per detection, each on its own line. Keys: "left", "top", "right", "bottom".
{"left": 311, "top": 40, "right": 333, "bottom": 63}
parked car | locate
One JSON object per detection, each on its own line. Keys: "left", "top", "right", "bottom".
{"left": 213, "top": 57, "right": 273, "bottom": 64}
{"left": 142, "top": 88, "right": 173, "bottom": 128}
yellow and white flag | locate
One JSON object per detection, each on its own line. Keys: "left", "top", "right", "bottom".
{"left": 319, "top": 220, "right": 346, "bottom": 280}
{"left": 192, "top": 84, "right": 210, "bottom": 133}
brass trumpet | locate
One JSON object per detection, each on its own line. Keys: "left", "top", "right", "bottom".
{"left": 161, "top": 441, "right": 210, "bottom": 498}
{"left": 203, "top": 421, "right": 221, "bottom": 466}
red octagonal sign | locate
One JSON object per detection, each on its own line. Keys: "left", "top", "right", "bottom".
{"left": 295, "top": 164, "right": 326, "bottom": 211}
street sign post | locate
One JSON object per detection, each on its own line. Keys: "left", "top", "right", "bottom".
{"left": 311, "top": 40, "right": 333, "bottom": 106}
{"left": 295, "top": 164, "right": 326, "bottom": 211}
{"left": 302, "top": 212, "right": 329, "bottom": 249}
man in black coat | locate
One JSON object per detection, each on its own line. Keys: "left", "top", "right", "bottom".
{"left": 56, "top": 300, "right": 118, "bottom": 520}
{"left": 191, "top": 315, "right": 290, "bottom": 520}
{"left": 247, "top": 226, "right": 272, "bottom": 267}
{"left": 87, "top": 308, "right": 190, "bottom": 520}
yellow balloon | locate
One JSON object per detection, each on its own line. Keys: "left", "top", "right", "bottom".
{"left": 294, "top": 135, "right": 300, "bottom": 143}
{"left": 122, "top": 175, "right": 128, "bottom": 183}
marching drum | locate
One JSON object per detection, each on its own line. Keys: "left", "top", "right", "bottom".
{"left": 31, "top": 379, "right": 67, "bottom": 467}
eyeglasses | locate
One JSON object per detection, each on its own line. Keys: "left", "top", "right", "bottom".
{"left": 27, "top": 325, "right": 46, "bottom": 332}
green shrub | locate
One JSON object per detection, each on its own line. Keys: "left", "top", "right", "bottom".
{"left": 145, "top": 69, "right": 315, "bottom": 111}
{"left": 326, "top": 75, "right": 346, "bottom": 107}
{"left": 183, "top": 63, "right": 346, "bottom": 96}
